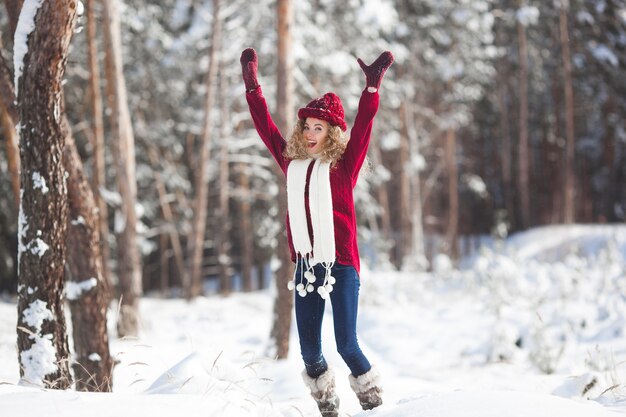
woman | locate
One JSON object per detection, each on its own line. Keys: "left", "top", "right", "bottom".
{"left": 240, "top": 47, "right": 393, "bottom": 416}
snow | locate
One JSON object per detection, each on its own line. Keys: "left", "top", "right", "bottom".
{"left": 380, "top": 131, "right": 401, "bottom": 151}
{"left": 13, "top": 0, "right": 45, "bottom": 97}
{"left": 114, "top": 209, "right": 126, "bottom": 233}
{"left": 591, "top": 44, "right": 619, "bottom": 67}
{"left": 432, "top": 252, "right": 453, "bottom": 273}
{"left": 19, "top": 300, "right": 58, "bottom": 386}
{"left": 17, "top": 195, "right": 29, "bottom": 273}
{"left": 501, "top": 224, "right": 626, "bottom": 261}
{"left": 1, "top": 225, "right": 625, "bottom": 416}
{"left": 27, "top": 237, "right": 49, "bottom": 258}
{"left": 516, "top": 5, "right": 540, "bottom": 27}
{"left": 70, "top": 216, "right": 86, "bottom": 226}
{"left": 22, "top": 300, "right": 53, "bottom": 333}
{"left": 371, "top": 391, "right": 615, "bottom": 417}
{"left": 463, "top": 173, "right": 488, "bottom": 198}
{"left": 410, "top": 154, "right": 426, "bottom": 172}
{"left": 318, "top": 51, "right": 354, "bottom": 77}
{"left": 99, "top": 187, "right": 122, "bottom": 206}
{"left": 374, "top": 165, "right": 391, "bottom": 182}
{"left": 577, "top": 10, "right": 595, "bottom": 25}
{"left": 356, "top": 0, "right": 398, "bottom": 34}
{"left": 19, "top": 334, "right": 58, "bottom": 386}
{"left": 65, "top": 278, "right": 98, "bottom": 301}
{"left": 19, "top": 224, "right": 50, "bottom": 261}
{"left": 169, "top": 0, "right": 192, "bottom": 31}
{"left": 31, "top": 172, "right": 49, "bottom": 194}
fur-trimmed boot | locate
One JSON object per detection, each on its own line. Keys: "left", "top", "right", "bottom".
{"left": 348, "top": 366, "right": 383, "bottom": 410}
{"left": 301, "top": 368, "right": 340, "bottom": 417}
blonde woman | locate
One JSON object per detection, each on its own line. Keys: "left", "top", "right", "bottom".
{"left": 241, "top": 47, "right": 393, "bottom": 416}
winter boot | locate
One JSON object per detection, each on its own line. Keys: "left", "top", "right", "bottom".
{"left": 348, "top": 366, "right": 383, "bottom": 410}
{"left": 302, "top": 368, "right": 340, "bottom": 417}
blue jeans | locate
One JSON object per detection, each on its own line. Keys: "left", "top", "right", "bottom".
{"left": 294, "top": 262, "right": 372, "bottom": 378}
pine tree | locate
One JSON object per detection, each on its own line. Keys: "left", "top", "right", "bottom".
{"left": 16, "top": 0, "right": 78, "bottom": 389}
{"left": 102, "top": 0, "right": 143, "bottom": 336}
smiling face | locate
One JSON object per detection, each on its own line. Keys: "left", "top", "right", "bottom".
{"left": 303, "top": 117, "right": 330, "bottom": 156}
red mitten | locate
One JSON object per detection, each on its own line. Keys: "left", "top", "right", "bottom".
{"left": 240, "top": 48, "right": 259, "bottom": 92}
{"left": 357, "top": 51, "right": 394, "bottom": 91}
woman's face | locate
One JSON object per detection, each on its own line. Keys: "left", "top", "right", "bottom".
{"left": 303, "top": 117, "right": 330, "bottom": 155}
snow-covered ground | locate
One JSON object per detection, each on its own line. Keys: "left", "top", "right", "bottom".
{"left": 1, "top": 225, "right": 625, "bottom": 416}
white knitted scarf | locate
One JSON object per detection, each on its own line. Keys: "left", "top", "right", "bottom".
{"left": 286, "top": 158, "right": 336, "bottom": 299}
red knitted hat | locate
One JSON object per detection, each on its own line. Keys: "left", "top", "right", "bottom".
{"left": 297, "top": 92, "right": 347, "bottom": 131}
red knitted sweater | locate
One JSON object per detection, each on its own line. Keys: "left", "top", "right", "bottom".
{"left": 245, "top": 87, "right": 379, "bottom": 274}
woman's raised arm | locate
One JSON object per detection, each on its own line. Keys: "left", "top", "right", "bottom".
{"left": 241, "top": 48, "right": 288, "bottom": 173}
{"left": 343, "top": 51, "right": 394, "bottom": 183}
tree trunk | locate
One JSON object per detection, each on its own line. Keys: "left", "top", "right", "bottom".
{"left": 601, "top": 96, "right": 617, "bottom": 222}
{"left": 370, "top": 140, "right": 393, "bottom": 260}
{"left": 1, "top": 105, "right": 20, "bottom": 206}
{"left": 410, "top": 168, "right": 426, "bottom": 269}
{"left": 86, "top": 0, "right": 112, "bottom": 300}
{"left": 444, "top": 128, "right": 459, "bottom": 259}
{"left": 2, "top": 0, "right": 23, "bottom": 211}
{"left": 16, "top": 0, "right": 77, "bottom": 389}
{"left": 4, "top": 0, "right": 23, "bottom": 37}
{"left": 257, "top": 261, "right": 267, "bottom": 290}
{"left": 580, "top": 159, "right": 593, "bottom": 221}
{"left": 102, "top": 0, "right": 142, "bottom": 336}
{"left": 218, "top": 66, "right": 231, "bottom": 295}
{"left": 239, "top": 163, "right": 254, "bottom": 291}
{"left": 271, "top": 0, "right": 294, "bottom": 359}
{"left": 0, "top": 47, "right": 18, "bottom": 121}
{"left": 615, "top": 142, "right": 626, "bottom": 224}
{"left": 186, "top": 0, "right": 222, "bottom": 299}
{"left": 495, "top": 60, "right": 514, "bottom": 227}
{"left": 403, "top": 100, "right": 427, "bottom": 270}
{"left": 148, "top": 147, "right": 185, "bottom": 290}
{"left": 559, "top": 1, "right": 576, "bottom": 223}
{"left": 499, "top": 90, "right": 515, "bottom": 226}
{"left": 63, "top": 121, "right": 113, "bottom": 392}
{"left": 398, "top": 102, "right": 412, "bottom": 268}
{"left": 367, "top": 137, "right": 391, "bottom": 267}
{"left": 218, "top": 65, "right": 232, "bottom": 295}
{"left": 549, "top": 60, "right": 565, "bottom": 224}
{"left": 516, "top": 0, "right": 531, "bottom": 229}
{"left": 159, "top": 233, "right": 169, "bottom": 294}
{"left": 0, "top": 49, "right": 20, "bottom": 208}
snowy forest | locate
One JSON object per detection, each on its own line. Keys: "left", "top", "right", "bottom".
{"left": 0, "top": 0, "right": 625, "bottom": 416}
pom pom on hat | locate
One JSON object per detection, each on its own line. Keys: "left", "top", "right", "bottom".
{"left": 298, "top": 92, "right": 347, "bottom": 131}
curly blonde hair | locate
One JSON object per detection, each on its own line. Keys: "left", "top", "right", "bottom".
{"left": 283, "top": 119, "right": 348, "bottom": 166}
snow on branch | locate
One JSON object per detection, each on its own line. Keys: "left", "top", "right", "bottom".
{"left": 13, "top": 0, "right": 45, "bottom": 97}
